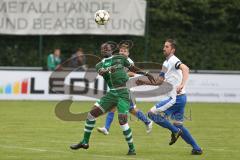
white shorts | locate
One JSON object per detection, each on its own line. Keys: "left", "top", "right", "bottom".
{"left": 150, "top": 96, "right": 176, "bottom": 114}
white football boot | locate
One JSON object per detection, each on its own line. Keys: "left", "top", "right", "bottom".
{"left": 97, "top": 127, "right": 109, "bottom": 135}
{"left": 146, "top": 121, "right": 153, "bottom": 134}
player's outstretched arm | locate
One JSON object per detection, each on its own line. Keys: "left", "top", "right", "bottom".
{"left": 136, "top": 76, "right": 164, "bottom": 86}
{"left": 128, "top": 65, "right": 156, "bottom": 83}
{"left": 135, "top": 64, "right": 166, "bottom": 86}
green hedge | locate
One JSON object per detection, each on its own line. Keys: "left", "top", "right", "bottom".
{"left": 0, "top": 0, "right": 239, "bottom": 70}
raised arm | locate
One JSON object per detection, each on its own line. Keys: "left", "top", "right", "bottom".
{"left": 135, "top": 65, "right": 166, "bottom": 86}
{"left": 128, "top": 65, "right": 156, "bottom": 83}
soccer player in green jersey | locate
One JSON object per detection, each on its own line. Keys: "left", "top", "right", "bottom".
{"left": 70, "top": 41, "right": 155, "bottom": 155}
{"left": 97, "top": 40, "right": 153, "bottom": 135}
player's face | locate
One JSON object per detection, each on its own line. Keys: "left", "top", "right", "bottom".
{"left": 119, "top": 47, "right": 129, "bottom": 57}
{"left": 101, "top": 43, "right": 112, "bottom": 57}
{"left": 54, "top": 49, "right": 61, "bottom": 57}
{"left": 163, "top": 42, "right": 175, "bottom": 57}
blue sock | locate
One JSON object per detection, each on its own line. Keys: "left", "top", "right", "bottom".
{"left": 148, "top": 112, "right": 179, "bottom": 133}
{"left": 175, "top": 125, "right": 201, "bottom": 150}
{"left": 136, "top": 110, "right": 151, "bottom": 125}
{"left": 105, "top": 112, "right": 115, "bottom": 131}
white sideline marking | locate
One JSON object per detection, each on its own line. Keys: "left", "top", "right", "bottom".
{"left": 90, "top": 155, "right": 149, "bottom": 160}
{"left": 0, "top": 145, "right": 68, "bottom": 153}
{"left": 171, "top": 145, "right": 238, "bottom": 153}
{"left": 0, "top": 141, "right": 237, "bottom": 160}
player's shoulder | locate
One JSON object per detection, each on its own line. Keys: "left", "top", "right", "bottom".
{"left": 168, "top": 55, "right": 183, "bottom": 69}
{"left": 170, "top": 55, "right": 181, "bottom": 62}
{"left": 168, "top": 55, "right": 181, "bottom": 65}
{"left": 96, "top": 61, "right": 102, "bottom": 65}
{"left": 113, "top": 54, "right": 129, "bottom": 62}
{"left": 95, "top": 61, "right": 103, "bottom": 68}
{"left": 113, "top": 54, "right": 126, "bottom": 59}
{"left": 48, "top": 54, "right": 54, "bottom": 58}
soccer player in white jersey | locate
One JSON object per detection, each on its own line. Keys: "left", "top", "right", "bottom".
{"left": 97, "top": 40, "right": 153, "bottom": 135}
{"left": 136, "top": 39, "right": 203, "bottom": 155}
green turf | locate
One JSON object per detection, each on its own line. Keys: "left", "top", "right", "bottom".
{"left": 0, "top": 101, "right": 240, "bottom": 160}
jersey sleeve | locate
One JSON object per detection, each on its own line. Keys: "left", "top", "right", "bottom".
{"left": 162, "top": 61, "right": 169, "bottom": 72}
{"left": 175, "top": 60, "right": 182, "bottom": 69}
{"left": 127, "top": 57, "right": 134, "bottom": 65}
{"left": 170, "top": 56, "right": 182, "bottom": 70}
{"left": 159, "top": 61, "right": 168, "bottom": 77}
{"left": 113, "top": 55, "right": 132, "bottom": 68}
{"left": 122, "top": 56, "right": 132, "bottom": 68}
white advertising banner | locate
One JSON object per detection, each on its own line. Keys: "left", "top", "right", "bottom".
{"left": 0, "top": 0, "right": 146, "bottom": 36}
{"left": 0, "top": 70, "right": 105, "bottom": 101}
{"left": 0, "top": 70, "right": 240, "bottom": 103}
{"left": 186, "top": 74, "right": 240, "bottom": 103}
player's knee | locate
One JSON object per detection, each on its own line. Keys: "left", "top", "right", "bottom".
{"left": 110, "top": 107, "right": 117, "bottom": 112}
{"left": 148, "top": 111, "right": 166, "bottom": 123}
{"left": 89, "top": 106, "right": 104, "bottom": 119}
{"left": 149, "top": 106, "right": 158, "bottom": 114}
{"left": 130, "top": 108, "right": 137, "bottom": 115}
{"left": 118, "top": 114, "right": 128, "bottom": 125}
{"left": 87, "top": 112, "right": 96, "bottom": 121}
{"left": 147, "top": 111, "right": 156, "bottom": 120}
{"left": 173, "top": 121, "right": 183, "bottom": 127}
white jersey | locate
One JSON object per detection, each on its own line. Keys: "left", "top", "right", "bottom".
{"left": 125, "top": 57, "right": 134, "bottom": 74}
{"left": 126, "top": 57, "right": 137, "bottom": 106}
{"left": 127, "top": 57, "right": 134, "bottom": 65}
{"left": 162, "top": 55, "right": 186, "bottom": 97}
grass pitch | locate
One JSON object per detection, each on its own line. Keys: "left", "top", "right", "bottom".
{"left": 0, "top": 101, "right": 240, "bottom": 160}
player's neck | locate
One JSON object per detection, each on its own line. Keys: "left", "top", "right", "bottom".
{"left": 103, "top": 52, "right": 113, "bottom": 58}
{"left": 104, "top": 55, "right": 113, "bottom": 59}
{"left": 166, "top": 53, "right": 174, "bottom": 60}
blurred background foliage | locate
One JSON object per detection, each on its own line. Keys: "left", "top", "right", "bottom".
{"left": 0, "top": 0, "right": 239, "bottom": 70}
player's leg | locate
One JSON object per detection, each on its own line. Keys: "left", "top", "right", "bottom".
{"left": 117, "top": 90, "right": 136, "bottom": 155}
{"left": 70, "top": 92, "right": 116, "bottom": 150}
{"left": 70, "top": 105, "right": 104, "bottom": 150}
{"left": 105, "top": 108, "right": 116, "bottom": 130}
{"left": 118, "top": 113, "right": 136, "bottom": 155}
{"left": 97, "top": 107, "right": 116, "bottom": 135}
{"left": 174, "top": 121, "right": 202, "bottom": 155}
{"left": 129, "top": 104, "right": 153, "bottom": 134}
{"left": 147, "top": 97, "right": 182, "bottom": 145}
{"left": 171, "top": 94, "right": 202, "bottom": 155}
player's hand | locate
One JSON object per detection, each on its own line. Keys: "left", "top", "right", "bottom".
{"left": 176, "top": 84, "right": 184, "bottom": 94}
{"left": 98, "top": 68, "right": 108, "bottom": 76}
{"left": 136, "top": 79, "right": 145, "bottom": 85}
{"left": 128, "top": 72, "right": 136, "bottom": 77}
{"left": 108, "top": 66, "right": 116, "bottom": 73}
{"left": 146, "top": 73, "right": 156, "bottom": 84}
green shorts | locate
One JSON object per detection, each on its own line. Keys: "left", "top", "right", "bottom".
{"left": 95, "top": 88, "right": 130, "bottom": 114}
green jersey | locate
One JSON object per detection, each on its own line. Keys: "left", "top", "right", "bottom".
{"left": 96, "top": 55, "right": 131, "bottom": 89}
{"left": 47, "top": 54, "right": 61, "bottom": 71}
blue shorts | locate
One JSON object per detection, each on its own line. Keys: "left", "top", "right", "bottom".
{"left": 155, "top": 94, "right": 187, "bottom": 122}
{"left": 165, "top": 94, "right": 186, "bottom": 122}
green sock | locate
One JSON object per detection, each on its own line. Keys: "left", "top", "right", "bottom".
{"left": 123, "top": 128, "right": 135, "bottom": 151}
{"left": 82, "top": 119, "right": 96, "bottom": 144}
